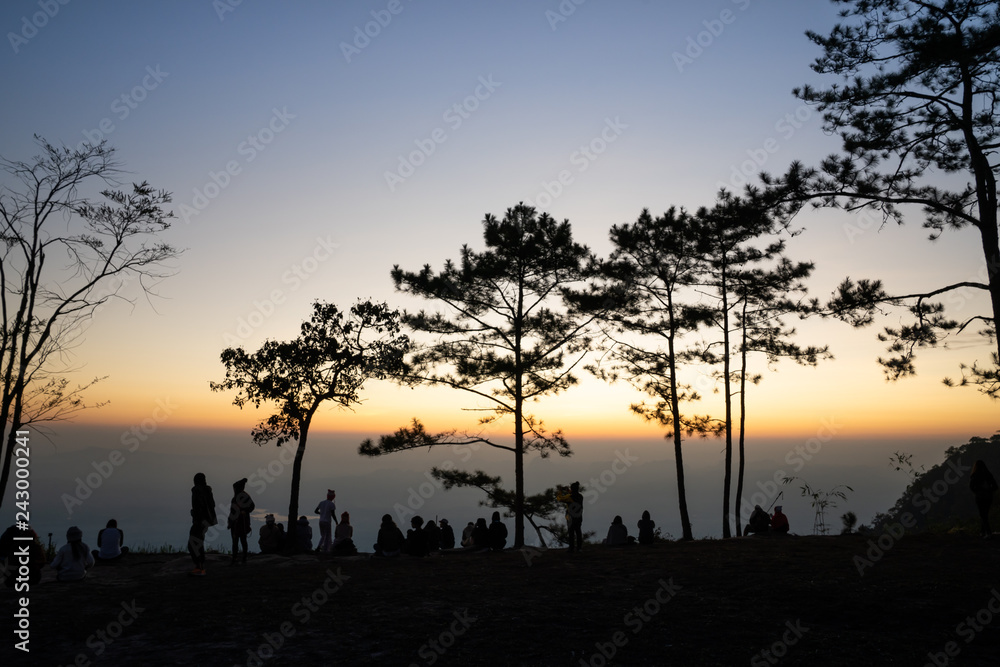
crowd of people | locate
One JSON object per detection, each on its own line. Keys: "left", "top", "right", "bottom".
{"left": 2, "top": 460, "right": 998, "bottom": 584}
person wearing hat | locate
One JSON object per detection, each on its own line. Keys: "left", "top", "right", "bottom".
{"left": 258, "top": 514, "right": 283, "bottom": 554}
{"left": 771, "top": 506, "right": 790, "bottom": 534}
{"left": 227, "top": 477, "right": 255, "bottom": 565}
{"left": 314, "top": 489, "right": 338, "bottom": 554}
{"left": 51, "top": 526, "right": 95, "bottom": 582}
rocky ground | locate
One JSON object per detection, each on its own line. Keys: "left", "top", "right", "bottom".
{"left": 3, "top": 533, "right": 999, "bottom": 666}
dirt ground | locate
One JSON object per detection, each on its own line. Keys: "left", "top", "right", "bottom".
{"left": 3, "top": 533, "right": 999, "bottom": 666}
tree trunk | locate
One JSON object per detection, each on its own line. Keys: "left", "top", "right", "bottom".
{"left": 734, "top": 308, "right": 748, "bottom": 537}
{"left": 286, "top": 414, "right": 312, "bottom": 553}
{"left": 721, "top": 263, "right": 733, "bottom": 539}
{"left": 667, "top": 293, "right": 694, "bottom": 541}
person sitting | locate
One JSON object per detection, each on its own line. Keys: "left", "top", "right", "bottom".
{"left": 295, "top": 516, "right": 313, "bottom": 553}
{"left": 470, "top": 518, "right": 489, "bottom": 551}
{"left": 373, "top": 514, "right": 405, "bottom": 557}
{"left": 770, "top": 506, "right": 790, "bottom": 534}
{"left": 488, "top": 511, "right": 508, "bottom": 551}
{"left": 258, "top": 514, "right": 283, "bottom": 554}
{"left": 424, "top": 520, "right": 441, "bottom": 552}
{"left": 333, "top": 512, "right": 357, "bottom": 555}
{"left": 92, "top": 519, "right": 129, "bottom": 563}
{"left": 637, "top": 510, "right": 655, "bottom": 545}
{"left": 744, "top": 505, "right": 771, "bottom": 536}
{"left": 52, "top": 526, "right": 95, "bottom": 582}
{"left": 405, "top": 516, "right": 429, "bottom": 557}
{"left": 604, "top": 515, "right": 629, "bottom": 546}
{"left": 1, "top": 524, "right": 45, "bottom": 588}
{"left": 439, "top": 518, "right": 456, "bottom": 550}
{"left": 460, "top": 521, "right": 475, "bottom": 547}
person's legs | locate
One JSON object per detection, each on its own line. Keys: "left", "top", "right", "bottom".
{"left": 189, "top": 523, "right": 206, "bottom": 571}
{"left": 319, "top": 521, "right": 332, "bottom": 552}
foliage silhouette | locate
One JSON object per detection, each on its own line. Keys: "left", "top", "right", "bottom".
{"left": 211, "top": 300, "right": 408, "bottom": 551}
{"left": 766, "top": 0, "right": 1000, "bottom": 396}
{"left": 360, "top": 204, "right": 598, "bottom": 548}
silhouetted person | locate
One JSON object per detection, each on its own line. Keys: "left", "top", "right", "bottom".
{"left": 92, "top": 519, "right": 129, "bottom": 562}
{"left": 188, "top": 472, "right": 218, "bottom": 576}
{"left": 744, "top": 505, "right": 770, "bottom": 536}
{"left": 970, "top": 460, "right": 998, "bottom": 538}
{"left": 470, "top": 518, "right": 489, "bottom": 551}
{"left": 228, "top": 477, "right": 255, "bottom": 565}
{"left": 771, "top": 506, "right": 790, "bottom": 534}
{"left": 604, "top": 515, "right": 629, "bottom": 546}
{"left": 51, "top": 526, "right": 94, "bottom": 582}
{"left": 405, "top": 516, "right": 429, "bottom": 557}
{"left": 1, "top": 524, "right": 45, "bottom": 588}
{"left": 439, "top": 518, "right": 456, "bottom": 550}
{"left": 333, "top": 512, "right": 357, "bottom": 555}
{"left": 567, "top": 481, "right": 584, "bottom": 553}
{"left": 374, "top": 514, "right": 405, "bottom": 557}
{"left": 296, "top": 516, "right": 313, "bottom": 553}
{"left": 315, "top": 489, "right": 338, "bottom": 554}
{"left": 488, "top": 511, "right": 508, "bottom": 551}
{"left": 637, "top": 510, "right": 655, "bottom": 545}
{"left": 424, "top": 519, "right": 441, "bottom": 552}
{"left": 258, "top": 514, "right": 282, "bottom": 554}
{"left": 461, "top": 521, "right": 475, "bottom": 547}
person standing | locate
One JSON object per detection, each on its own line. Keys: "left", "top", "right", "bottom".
{"left": 188, "top": 472, "right": 218, "bottom": 576}
{"left": 228, "top": 477, "right": 255, "bottom": 565}
{"left": 315, "top": 489, "right": 338, "bottom": 554}
{"left": 970, "top": 460, "right": 998, "bottom": 538}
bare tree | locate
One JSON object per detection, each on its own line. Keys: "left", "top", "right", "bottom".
{"left": 0, "top": 137, "right": 179, "bottom": 508}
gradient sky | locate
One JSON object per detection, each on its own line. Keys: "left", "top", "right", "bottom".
{"left": 3, "top": 0, "right": 996, "bottom": 458}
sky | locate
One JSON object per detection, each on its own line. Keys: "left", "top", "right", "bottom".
{"left": 1, "top": 0, "right": 997, "bottom": 544}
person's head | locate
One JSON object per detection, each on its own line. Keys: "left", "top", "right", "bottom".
{"left": 612, "top": 515, "right": 623, "bottom": 525}
{"left": 641, "top": 510, "right": 650, "bottom": 521}
{"left": 193, "top": 472, "right": 206, "bottom": 486}
{"left": 327, "top": 489, "right": 336, "bottom": 500}
{"left": 440, "top": 518, "right": 449, "bottom": 527}
{"left": 476, "top": 518, "right": 487, "bottom": 529}
{"left": 298, "top": 515, "right": 308, "bottom": 525}
{"left": 106, "top": 519, "right": 118, "bottom": 529}
{"left": 571, "top": 481, "right": 580, "bottom": 492}
{"left": 411, "top": 516, "right": 424, "bottom": 529}
{"left": 491, "top": 511, "right": 501, "bottom": 523}
{"left": 973, "top": 460, "right": 989, "bottom": 475}
{"left": 67, "top": 526, "right": 85, "bottom": 559}
{"left": 341, "top": 511, "right": 350, "bottom": 525}
{"left": 233, "top": 477, "right": 248, "bottom": 492}
{"left": 382, "top": 513, "right": 394, "bottom": 525}
{"left": 265, "top": 514, "right": 275, "bottom": 525}
{"left": 774, "top": 506, "right": 783, "bottom": 514}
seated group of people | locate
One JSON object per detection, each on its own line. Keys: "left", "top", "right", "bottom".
{"left": 375, "top": 513, "right": 508, "bottom": 557}
{"left": 458, "top": 513, "right": 509, "bottom": 552}
{"left": 0, "top": 519, "right": 129, "bottom": 587}
{"left": 258, "top": 512, "right": 358, "bottom": 556}
{"left": 603, "top": 510, "right": 658, "bottom": 546}
{"left": 743, "top": 505, "right": 790, "bottom": 536}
